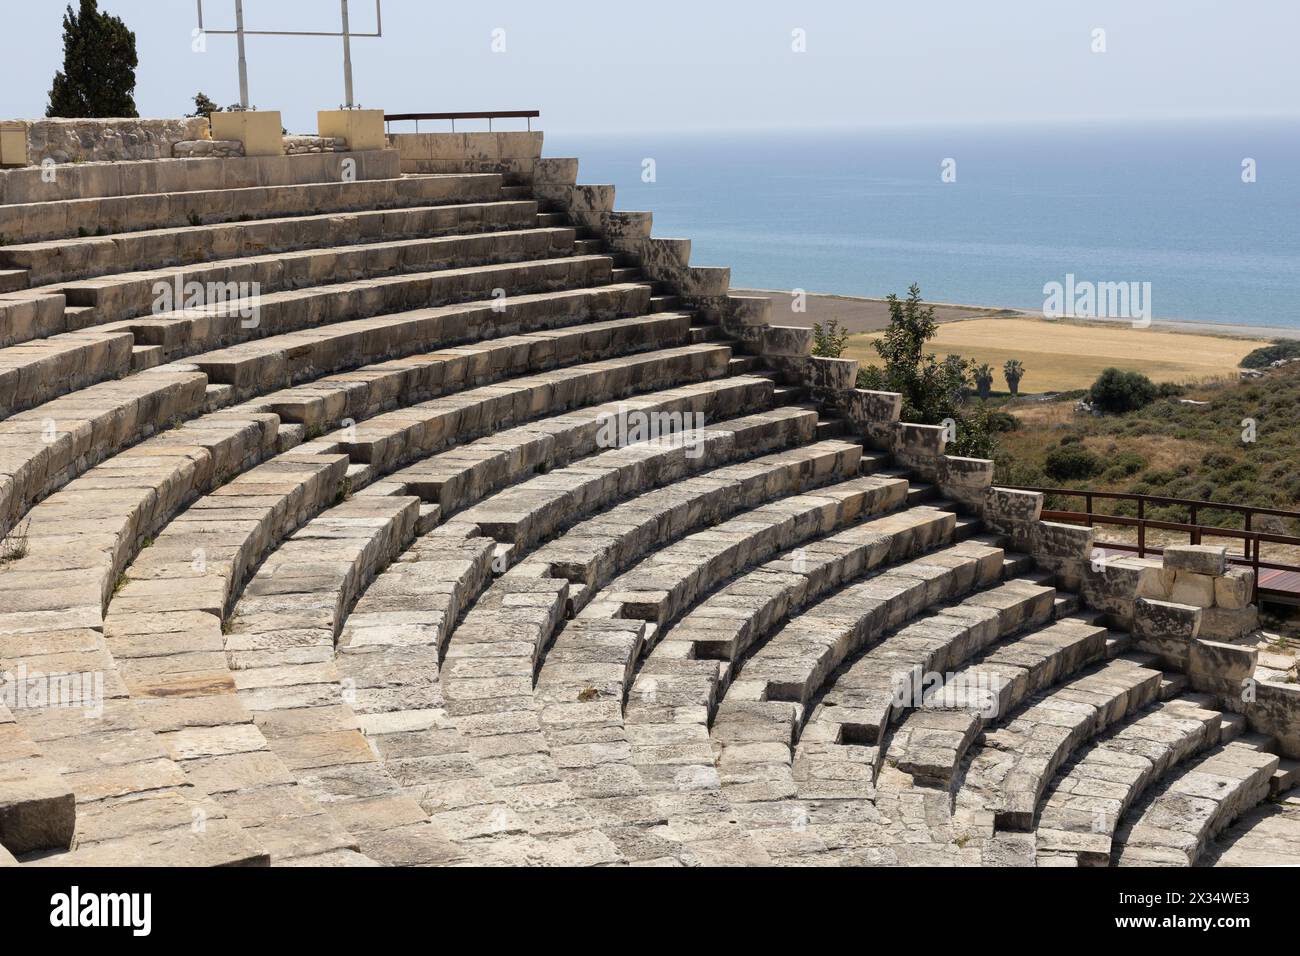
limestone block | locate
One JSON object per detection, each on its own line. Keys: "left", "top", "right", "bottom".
{"left": 0, "top": 122, "right": 26, "bottom": 168}
{"left": 940, "top": 456, "right": 995, "bottom": 508}
{"left": 1189, "top": 638, "right": 1258, "bottom": 698}
{"left": 0, "top": 763, "right": 76, "bottom": 855}
{"left": 533, "top": 157, "right": 578, "bottom": 185}
{"left": 1162, "top": 544, "right": 1228, "bottom": 576}
{"left": 761, "top": 325, "right": 812, "bottom": 357}
{"left": 1169, "top": 570, "right": 1216, "bottom": 608}
{"left": 1132, "top": 597, "right": 1201, "bottom": 668}
{"left": 211, "top": 111, "right": 284, "bottom": 157}
{"left": 1136, "top": 566, "right": 1175, "bottom": 600}
{"left": 890, "top": 422, "right": 946, "bottom": 476}
{"left": 1215, "top": 567, "right": 1254, "bottom": 610}
{"left": 1246, "top": 682, "right": 1300, "bottom": 760}
{"left": 318, "top": 109, "right": 386, "bottom": 151}
{"left": 1031, "top": 520, "right": 1093, "bottom": 561}
{"left": 983, "top": 487, "right": 1043, "bottom": 540}
{"left": 1199, "top": 605, "right": 1260, "bottom": 642}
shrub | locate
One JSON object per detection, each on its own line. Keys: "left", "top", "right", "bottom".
{"left": 811, "top": 319, "right": 850, "bottom": 359}
{"left": 1088, "top": 368, "right": 1158, "bottom": 414}
{"left": 1044, "top": 443, "right": 1101, "bottom": 481}
{"left": 1241, "top": 340, "right": 1300, "bottom": 369}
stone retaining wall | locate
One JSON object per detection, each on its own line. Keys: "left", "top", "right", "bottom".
{"left": 12, "top": 117, "right": 210, "bottom": 165}
{"left": 389, "top": 131, "right": 544, "bottom": 179}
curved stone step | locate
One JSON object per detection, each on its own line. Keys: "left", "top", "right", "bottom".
{"left": 1113, "top": 735, "right": 1280, "bottom": 866}
{"left": 2, "top": 200, "right": 539, "bottom": 286}
{"left": 113, "top": 255, "right": 615, "bottom": 368}
{"left": 458, "top": 406, "right": 821, "bottom": 552}
{"left": 0, "top": 149, "right": 399, "bottom": 207}
{"left": 811, "top": 576, "right": 1051, "bottom": 758}
{"left": 0, "top": 366, "right": 209, "bottom": 540}
{"left": 68, "top": 227, "right": 580, "bottom": 327}
{"left": 1034, "top": 696, "right": 1224, "bottom": 865}
{"left": 959, "top": 657, "right": 1166, "bottom": 831}
{"left": 531, "top": 442, "right": 860, "bottom": 605}
{"left": 1207, "top": 792, "right": 1300, "bottom": 866}
{"left": 0, "top": 172, "right": 502, "bottom": 246}
{"left": 581, "top": 474, "right": 898, "bottom": 633}
{"left": 215, "top": 495, "right": 464, "bottom": 865}
{"left": 0, "top": 329, "right": 133, "bottom": 421}
{"left": 736, "top": 539, "right": 1009, "bottom": 717}
{"left": 200, "top": 285, "right": 655, "bottom": 401}
{"left": 375, "top": 348, "right": 741, "bottom": 488}
{"left": 878, "top": 616, "right": 1112, "bottom": 787}
{"left": 0, "top": 292, "right": 67, "bottom": 348}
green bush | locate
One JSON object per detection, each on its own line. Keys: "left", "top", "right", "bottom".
{"left": 1044, "top": 443, "right": 1101, "bottom": 481}
{"left": 1088, "top": 368, "right": 1158, "bottom": 414}
{"left": 1241, "top": 340, "right": 1300, "bottom": 369}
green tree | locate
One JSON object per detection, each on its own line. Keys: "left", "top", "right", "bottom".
{"left": 188, "top": 92, "right": 224, "bottom": 119}
{"left": 1003, "top": 359, "right": 1026, "bottom": 397}
{"left": 974, "top": 363, "right": 994, "bottom": 399}
{"left": 811, "top": 318, "right": 850, "bottom": 359}
{"left": 1088, "top": 367, "right": 1158, "bottom": 414}
{"left": 46, "top": 1, "right": 139, "bottom": 118}
{"left": 856, "top": 284, "right": 994, "bottom": 457}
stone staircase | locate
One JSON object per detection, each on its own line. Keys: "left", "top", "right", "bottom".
{"left": 1, "top": 136, "right": 1296, "bottom": 867}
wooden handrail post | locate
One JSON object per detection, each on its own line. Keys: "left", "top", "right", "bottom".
{"left": 1137, "top": 498, "right": 1146, "bottom": 558}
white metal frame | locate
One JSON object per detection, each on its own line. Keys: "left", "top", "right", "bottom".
{"left": 196, "top": 0, "right": 383, "bottom": 109}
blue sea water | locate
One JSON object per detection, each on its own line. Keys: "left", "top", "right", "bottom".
{"left": 548, "top": 122, "right": 1300, "bottom": 330}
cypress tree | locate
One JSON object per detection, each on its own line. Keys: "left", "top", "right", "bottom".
{"left": 46, "top": 0, "right": 139, "bottom": 118}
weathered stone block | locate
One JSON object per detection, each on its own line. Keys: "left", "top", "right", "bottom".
{"left": 762, "top": 325, "right": 812, "bottom": 357}
{"left": 1188, "top": 638, "right": 1258, "bottom": 699}
{"left": 1214, "top": 567, "right": 1254, "bottom": 610}
{"left": 1136, "top": 566, "right": 1175, "bottom": 600}
{"left": 1246, "top": 682, "right": 1300, "bottom": 759}
{"left": 1163, "top": 544, "right": 1228, "bottom": 576}
{"left": 1169, "top": 570, "right": 1216, "bottom": 608}
{"left": 983, "top": 487, "right": 1043, "bottom": 541}
{"left": 1199, "top": 605, "right": 1260, "bottom": 642}
{"left": 1131, "top": 597, "right": 1201, "bottom": 668}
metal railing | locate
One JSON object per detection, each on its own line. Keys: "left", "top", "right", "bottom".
{"left": 1004, "top": 486, "right": 1300, "bottom": 603}
{"left": 384, "top": 110, "right": 540, "bottom": 133}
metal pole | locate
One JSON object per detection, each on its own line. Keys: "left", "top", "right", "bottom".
{"left": 235, "top": 0, "right": 250, "bottom": 109}
{"left": 341, "top": 0, "right": 355, "bottom": 108}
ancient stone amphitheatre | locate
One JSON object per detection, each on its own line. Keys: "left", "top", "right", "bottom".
{"left": 0, "top": 117, "right": 1296, "bottom": 868}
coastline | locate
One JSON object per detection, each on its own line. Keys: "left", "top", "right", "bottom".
{"left": 734, "top": 288, "right": 1300, "bottom": 342}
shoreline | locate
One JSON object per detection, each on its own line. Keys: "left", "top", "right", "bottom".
{"left": 734, "top": 288, "right": 1299, "bottom": 341}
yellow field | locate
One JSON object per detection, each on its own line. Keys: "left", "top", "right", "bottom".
{"left": 844, "top": 318, "right": 1268, "bottom": 393}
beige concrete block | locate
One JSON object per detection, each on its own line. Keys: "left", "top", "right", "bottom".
{"left": 1169, "top": 570, "right": 1215, "bottom": 607}
{"left": 0, "top": 122, "right": 28, "bottom": 168}
{"left": 317, "top": 109, "right": 386, "bottom": 151}
{"left": 211, "top": 111, "right": 284, "bottom": 157}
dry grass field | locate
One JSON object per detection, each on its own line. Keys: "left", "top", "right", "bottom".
{"left": 844, "top": 317, "right": 1269, "bottom": 393}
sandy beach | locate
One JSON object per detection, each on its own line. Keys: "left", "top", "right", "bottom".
{"left": 735, "top": 289, "right": 1287, "bottom": 392}
{"left": 735, "top": 289, "right": 1300, "bottom": 341}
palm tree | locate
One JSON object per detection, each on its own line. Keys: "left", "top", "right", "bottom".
{"left": 974, "top": 364, "right": 994, "bottom": 399}
{"left": 1003, "top": 359, "right": 1025, "bottom": 397}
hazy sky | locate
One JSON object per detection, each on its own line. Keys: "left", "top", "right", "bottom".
{"left": 2, "top": 0, "right": 1298, "bottom": 135}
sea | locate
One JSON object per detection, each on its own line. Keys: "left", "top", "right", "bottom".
{"left": 548, "top": 121, "right": 1300, "bottom": 331}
